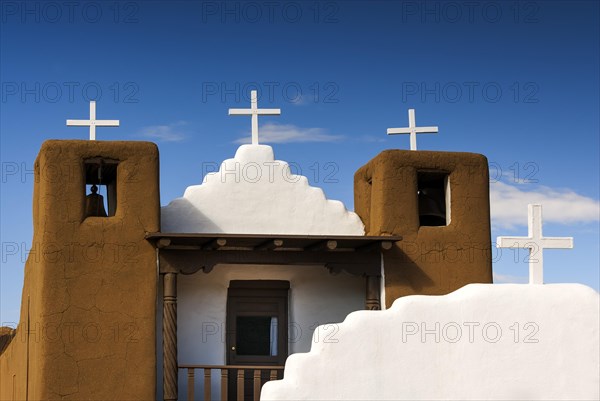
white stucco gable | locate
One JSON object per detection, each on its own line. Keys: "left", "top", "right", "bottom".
{"left": 261, "top": 283, "right": 600, "bottom": 401}
{"left": 161, "top": 144, "right": 365, "bottom": 235}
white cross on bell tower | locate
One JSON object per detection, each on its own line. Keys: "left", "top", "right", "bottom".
{"left": 66, "top": 101, "right": 119, "bottom": 140}
{"left": 387, "top": 109, "right": 438, "bottom": 150}
{"left": 496, "top": 204, "right": 574, "bottom": 284}
{"left": 228, "top": 90, "right": 281, "bottom": 145}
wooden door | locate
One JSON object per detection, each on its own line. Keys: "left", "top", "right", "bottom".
{"left": 226, "top": 281, "right": 288, "bottom": 401}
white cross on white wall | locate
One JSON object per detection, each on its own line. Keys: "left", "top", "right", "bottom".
{"left": 66, "top": 101, "right": 119, "bottom": 140}
{"left": 387, "top": 109, "right": 438, "bottom": 150}
{"left": 496, "top": 204, "right": 574, "bottom": 284}
{"left": 228, "top": 90, "right": 281, "bottom": 145}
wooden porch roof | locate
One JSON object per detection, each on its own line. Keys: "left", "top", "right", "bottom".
{"left": 145, "top": 232, "right": 402, "bottom": 252}
{"left": 146, "top": 233, "right": 402, "bottom": 276}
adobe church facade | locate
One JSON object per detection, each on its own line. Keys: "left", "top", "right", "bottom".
{"left": 0, "top": 111, "right": 492, "bottom": 400}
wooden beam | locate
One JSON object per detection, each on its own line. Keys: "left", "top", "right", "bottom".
{"left": 187, "top": 369, "right": 195, "bottom": 401}
{"left": 254, "top": 239, "right": 284, "bottom": 251}
{"left": 306, "top": 240, "right": 337, "bottom": 251}
{"left": 365, "top": 275, "right": 381, "bottom": 310}
{"left": 203, "top": 238, "right": 227, "bottom": 250}
{"left": 160, "top": 245, "right": 204, "bottom": 251}
{"left": 160, "top": 249, "right": 382, "bottom": 276}
{"left": 357, "top": 240, "right": 395, "bottom": 252}
{"left": 162, "top": 272, "right": 178, "bottom": 401}
{"left": 157, "top": 238, "right": 171, "bottom": 248}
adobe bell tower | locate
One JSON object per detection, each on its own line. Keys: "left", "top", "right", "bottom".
{"left": 354, "top": 110, "right": 492, "bottom": 307}
{"left": 0, "top": 140, "right": 160, "bottom": 400}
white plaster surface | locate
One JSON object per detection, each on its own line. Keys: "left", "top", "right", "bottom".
{"left": 261, "top": 284, "right": 600, "bottom": 401}
{"left": 161, "top": 144, "right": 365, "bottom": 235}
{"left": 155, "top": 264, "right": 365, "bottom": 399}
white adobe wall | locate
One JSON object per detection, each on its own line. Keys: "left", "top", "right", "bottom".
{"left": 261, "top": 284, "right": 600, "bottom": 401}
{"left": 157, "top": 144, "right": 367, "bottom": 399}
{"left": 155, "top": 264, "right": 365, "bottom": 399}
{"left": 161, "top": 145, "right": 365, "bottom": 235}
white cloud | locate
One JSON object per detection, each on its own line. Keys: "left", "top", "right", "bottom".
{"left": 234, "top": 123, "right": 343, "bottom": 144}
{"left": 490, "top": 180, "right": 600, "bottom": 229}
{"left": 138, "top": 121, "right": 187, "bottom": 142}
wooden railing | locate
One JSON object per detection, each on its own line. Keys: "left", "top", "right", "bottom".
{"left": 179, "top": 364, "right": 284, "bottom": 401}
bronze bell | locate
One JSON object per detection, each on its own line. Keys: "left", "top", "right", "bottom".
{"left": 418, "top": 187, "right": 446, "bottom": 226}
{"left": 84, "top": 185, "right": 107, "bottom": 218}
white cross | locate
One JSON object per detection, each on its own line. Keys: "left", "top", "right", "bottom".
{"left": 387, "top": 109, "right": 438, "bottom": 150}
{"left": 496, "top": 204, "right": 573, "bottom": 284}
{"left": 66, "top": 101, "right": 119, "bottom": 140}
{"left": 228, "top": 90, "right": 281, "bottom": 145}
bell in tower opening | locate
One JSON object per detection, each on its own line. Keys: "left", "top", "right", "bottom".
{"left": 85, "top": 184, "right": 108, "bottom": 218}
{"left": 417, "top": 170, "right": 449, "bottom": 226}
{"left": 84, "top": 158, "right": 119, "bottom": 218}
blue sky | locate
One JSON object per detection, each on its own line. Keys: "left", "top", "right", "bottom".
{"left": 1, "top": 1, "right": 598, "bottom": 324}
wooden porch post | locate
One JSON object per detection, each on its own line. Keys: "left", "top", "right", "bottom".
{"left": 365, "top": 275, "right": 381, "bottom": 310}
{"left": 163, "top": 272, "right": 178, "bottom": 401}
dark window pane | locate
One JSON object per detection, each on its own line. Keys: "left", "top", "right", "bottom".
{"left": 236, "top": 316, "right": 277, "bottom": 356}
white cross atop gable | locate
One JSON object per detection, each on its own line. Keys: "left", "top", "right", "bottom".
{"left": 497, "top": 204, "right": 574, "bottom": 284}
{"left": 228, "top": 90, "right": 281, "bottom": 145}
